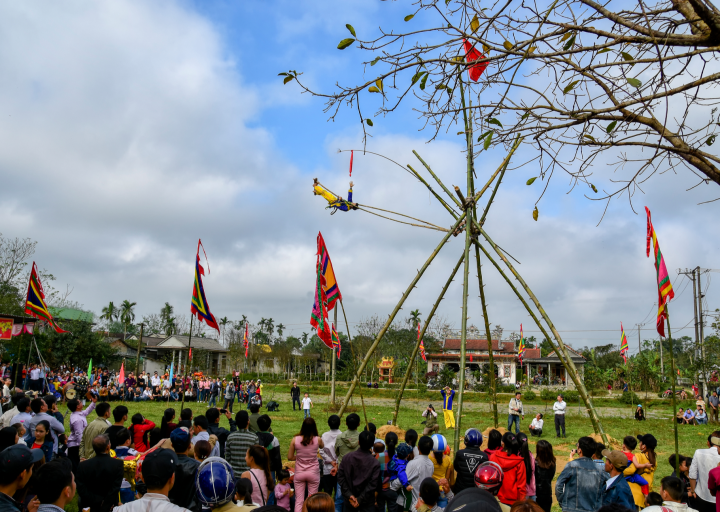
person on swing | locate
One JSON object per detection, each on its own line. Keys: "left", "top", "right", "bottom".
{"left": 313, "top": 179, "right": 358, "bottom": 212}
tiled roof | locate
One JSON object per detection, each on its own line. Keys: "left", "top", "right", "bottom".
{"left": 443, "top": 339, "right": 514, "bottom": 351}
{"left": 157, "top": 335, "right": 226, "bottom": 352}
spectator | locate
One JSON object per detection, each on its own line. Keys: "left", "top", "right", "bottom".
{"left": 376, "top": 432, "right": 399, "bottom": 512}
{"left": 529, "top": 414, "right": 544, "bottom": 437}
{"left": 338, "top": 430, "right": 380, "bottom": 512}
{"left": 35, "top": 458, "right": 76, "bottom": 512}
{"left": 646, "top": 492, "right": 664, "bottom": 507}
{"left": 128, "top": 413, "right": 156, "bottom": 453}
{"left": 67, "top": 396, "right": 97, "bottom": 469}
{"left": 683, "top": 408, "right": 696, "bottom": 425}
{"left": 398, "top": 435, "right": 434, "bottom": 509}
{"left": 113, "top": 428, "right": 137, "bottom": 504}
{"left": 646, "top": 476, "right": 698, "bottom": 512}
{"left": 708, "top": 437, "right": 720, "bottom": 512}
{"left": 291, "top": 382, "right": 301, "bottom": 411}
{"left": 320, "top": 414, "right": 342, "bottom": 495}
{"left": 696, "top": 407, "right": 708, "bottom": 425}
{"left": 443, "top": 488, "right": 503, "bottom": 512}
{"left": 79, "top": 401, "right": 112, "bottom": 461}
{"left": 677, "top": 409, "right": 686, "bottom": 424}
{"left": 302, "top": 393, "right": 313, "bottom": 419}
{"left": 160, "top": 408, "right": 177, "bottom": 438}
{"left": 668, "top": 454, "right": 692, "bottom": 503}
{"left": 629, "top": 434, "right": 658, "bottom": 508}
{"left": 168, "top": 427, "right": 201, "bottom": 512}
{"left": 490, "top": 432, "right": 527, "bottom": 508}
{"left": 453, "top": 429, "right": 487, "bottom": 494}
{"left": 114, "top": 448, "right": 191, "bottom": 512}
{"left": 289, "top": 417, "right": 324, "bottom": 512}
{"left": 691, "top": 432, "right": 720, "bottom": 512}
{"left": 335, "top": 413, "right": 361, "bottom": 512}
{"left": 0, "top": 393, "right": 25, "bottom": 429}
{"left": 27, "top": 419, "right": 53, "bottom": 462}
{"left": 406, "top": 429, "right": 419, "bottom": 459}
{"left": 507, "top": 393, "right": 524, "bottom": 435}
{"left": 534, "top": 440, "right": 556, "bottom": 512}
{"left": 234, "top": 478, "right": 259, "bottom": 512}
{"left": 256, "top": 415, "right": 282, "bottom": 478}
{"left": 553, "top": 395, "right": 567, "bottom": 438}
{"left": 193, "top": 415, "right": 218, "bottom": 457}
{"left": 0, "top": 445, "right": 44, "bottom": 512}
{"left": 27, "top": 398, "right": 64, "bottom": 456}
{"left": 555, "top": 437, "right": 605, "bottom": 512}
{"left": 76, "top": 434, "right": 124, "bottom": 512}
{"left": 223, "top": 380, "right": 235, "bottom": 413}
{"left": 248, "top": 404, "right": 262, "bottom": 433}
{"left": 429, "top": 435, "right": 453, "bottom": 489}
{"left": 485, "top": 429, "right": 503, "bottom": 458}
{"left": 508, "top": 500, "right": 543, "bottom": 512}
{"left": 12, "top": 398, "right": 32, "bottom": 434}
{"left": 601, "top": 450, "right": 635, "bottom": 509}
{"left": 517, "top": 433, "right": 536, "bottom": 501}
{"left": 240, "top": 445, "right": 275, "bottom": 507}
{"left": 709, "top": 392, "right": 719, "bottom": 423}
{"left": 106, "top": 405, "right": 129, "bottom": 449}
{"left": 206, "top": 408, "right": 237, "bottom": 458}
{"left": 194, "top": 440, "right": 211, "bottom": 463}
{"left": 593, "top": 443, "right": 608, "bottom": 473}
{"left": 195, "top": 458, "right": 242, "bottom": 512}
{"left": 225, "top": 411, "right": 259, "bottom": 476}
{"left": 274, "top": 468, "right": 293, "bottom": 512}
{"left": 416, "top": 477, "right": 454, "bottom": 512}
{"left": 0, "top": 426, "right": 18, "bottom": 452}
{"left": 422, "top": 406, "right": 440, "bottom": 436}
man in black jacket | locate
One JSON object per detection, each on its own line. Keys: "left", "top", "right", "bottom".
{"left": 206, "top": 407, "right": 237, "bottom": 458}
{"left": 338, "top": 431, "right": 380, "bottom": 512}
{"left": 290, "top": 382, "right": 301, "bottom": 411}
{"left": 168, "top": 427, "right": 201, "bottom": 512}
{"left": 75, "top": 434, "right": 123, "bottom": 512}
{"left": 452, "top": 428, "right": 488, "bottom": 494}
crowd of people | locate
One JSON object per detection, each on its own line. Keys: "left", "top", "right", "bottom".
{"left": 1, "top": 371, "right": 720, "bottom": 512}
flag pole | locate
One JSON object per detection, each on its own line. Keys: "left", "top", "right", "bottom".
{"left": 181, "top": 315, "right": 193, "bottom": 411}
{"left": 666, "top": 309, "right": 680, "bottom": 469}
{"left": 331, "top": 306, "right": 337, "bottom": 405}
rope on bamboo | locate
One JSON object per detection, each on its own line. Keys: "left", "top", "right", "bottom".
{"left": 358, "top": 207, "right": 450, "bottom": 233}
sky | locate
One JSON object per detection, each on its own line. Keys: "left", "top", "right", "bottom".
{"left": 0, "top": 0, "right": 718, "bottom": 352}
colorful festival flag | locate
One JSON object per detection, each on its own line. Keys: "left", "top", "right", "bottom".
{"left": 463, "top": 39, "right": 489, "bottom": 82}
{"left": 331, "top": 324, "right": 341, "bottom": 359}
{"left": 418, "top": 323, "right": 427, "bottom": 362}
{"left": 191, "top": 239, "right": 220, "bottom": 332}
{"left": 620, "top": 323, "right": 629, "bottom": 363}
{"left": 518, "top": 324, "right": 525, "bottom": 367}
{"left": 87, "top": 359, "right": 92, "bottom": 379}
{"left": 0, "top": 318, "right": 13, "bottom": 340}
{"left": 118, "top": 362, "right": 125, "bottom": 385}
{"left": 645, "top": 207, "right": 675, "bottom": 337}
{"left": 310, "top": 258, "right": 332, "bottom": 347}
{"left": 25, "top": 262, "right": 68, "bottom": 333}
{"left": 317, "top": 233, "right": 343, "bottom": 311}
{"left": 243, "top": 322, "right": 249, "bottom": 358}
{"left": 169, "top": 361, "right": 174, "bottom": 384}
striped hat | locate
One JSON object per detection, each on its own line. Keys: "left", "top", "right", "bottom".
{"left": 431, "top": 434, "right": 449, "bottom": 454}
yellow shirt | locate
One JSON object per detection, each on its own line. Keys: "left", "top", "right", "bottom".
{"left": 628, "top": 452, "right": 655, "bottom": 508}
{"left": 429, "top": 452, "right": 452, "bottom": 482}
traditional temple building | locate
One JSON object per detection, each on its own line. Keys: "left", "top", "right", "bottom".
{"left": 426, "top": 337, "right": 585, "bottom": 387}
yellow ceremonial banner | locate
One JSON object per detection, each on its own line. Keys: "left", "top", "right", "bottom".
{"left": 0, "top": 318, "right": 14, "bottom": 339}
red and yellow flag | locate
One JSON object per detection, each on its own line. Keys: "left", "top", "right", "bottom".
{"left": 645, "top": 207, "right": 675, "bottom": 337}
{"left": 518, "top": 324, "right": 525, "bottom": 366}
{"left": 620, "top": 323, "right": 629, "bottom": 363}
{"left": 191, "top": 239, "right": 220, "bottom": 332}
{"left": 331, "top": 324, "right": 341, "bottom": 359}
{"left": 25, "top": 262, "right": 68, "bottom": 333}
{"left": 418, "top": 323, "right": 427, "bottom": 362}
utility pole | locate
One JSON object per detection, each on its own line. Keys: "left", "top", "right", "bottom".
{"left": 135, "top": 323, "right": 145, "bottom": 377}
{"left": 635, "top": 324, "right": 642, "bottom": 355}
{"left": 679, "top": 266, "right": 707, "bottom": 397}
{"left": 698, "top": 267, "right": 706, "bottom": 398}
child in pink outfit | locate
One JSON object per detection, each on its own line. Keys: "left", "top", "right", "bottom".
{"left": 274, "top": 469, "right": 293, "bottom": 511}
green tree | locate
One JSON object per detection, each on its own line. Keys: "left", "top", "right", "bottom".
{"left": 408, "top": 310, "right": 422, "bottom": 329}
{"left": 120, "top": 300, "right": 137, "bottom": 341}
{"left": 100, "top": 301, "right": 119, "bottom": 332}
{"left": 276, "top": 323, "right": 285, "bottom": 339}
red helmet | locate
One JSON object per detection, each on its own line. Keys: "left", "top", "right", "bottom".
{"left": 474, "top": 461, "right": 503, "bottom": 495}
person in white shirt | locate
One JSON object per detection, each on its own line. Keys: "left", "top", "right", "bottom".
{"left": 508, "top": 392, "right": 524, "bottom": 434}
{"left": 151, "top": 372, "right": 161, "bottom": 388}
{"left": 529, "top": 413, "right": 544, "bottom": 437}
{"left": 689, "top": 430, "right": 720, "bottom": 512}
{"left": 29, "top": 365, "right": 41, "bottom": 392}
{"left": 553, "top": 395, "right": 567, "bottom": 438}
{"left": 302, "top": 393, "right": 313, "bottom": 419}
{"left": 320, "top": 414, "right": 342, "bottom": 495}
{"left": 644, "top": 475, "right": 699, "bottom": 512}
{"left": 142, "top": 388, "right": 153, "bottom": 401}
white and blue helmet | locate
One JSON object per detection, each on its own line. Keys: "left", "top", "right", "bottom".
{"left": 196, "top": 457, "right": 236, "bottom": 507}
{"left": 431, "top": 433, "right": 449, "bottom": 453}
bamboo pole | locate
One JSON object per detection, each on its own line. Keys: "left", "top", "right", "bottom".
{"left": 475, "top": 244, "right": 498, "bottom": 427}
{"left": 412, "top": 151, "right": 463, "bottom": 210}
{"left": 406, "top": 164, "right": 459, "bottom": 220}
{"left": 476, "top": 223, "right": 609, "bottom": 444}
{"left": 338, "top": 300, "right": 369, "bottom": 429}
{"left": 392, "top": 252, "right": 465, "bottom": 425}
{"left": 666, "top": 311, "right": 680, "bottom": 468}
{"left": 180, "top": 316, "right": 193, "bottom": 411}
{"left": 337, "top": 210, "right": 468, "bottom": 417}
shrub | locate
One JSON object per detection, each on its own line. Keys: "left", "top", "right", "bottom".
{"left": 562, "top": 390, "right": 579, "bottom": 402}
{"left": 540, "top": 389, "right": 555, "bottom": 402}
{"left": 618, "top": 391, "right": 641, "bottom": 404}
{"left": 523, "top": 390, "right": 537, "bottom": 401}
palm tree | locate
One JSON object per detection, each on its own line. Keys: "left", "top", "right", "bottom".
{"left": 276, "top": 323, "right": 285, "bottom": 338}
{"left": 100, "top": 301, "right": 118, "bottom": 333}
{"left": 265, "top": 318, "right": 274, "bottom": 335}
{"left": 259, "top": 318, "right": 267, "bottom": 333}
{"left": 408, "top": 309, "right": 422, "bottom": 329}
{"left": 120, "top": 300, "right": 137, "bottom": 341}
{"left": 160, "top": 302, "right": 175, "bottom": 335}
{"left": 219, "top": 317, "right": 230, "bottom": 346}
{"left": 301, "top": 332, "right": 309, "bottom": 344}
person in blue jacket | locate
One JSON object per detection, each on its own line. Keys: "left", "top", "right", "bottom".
{"left": 602, "top": 449, "right": 635, "bottom": 510}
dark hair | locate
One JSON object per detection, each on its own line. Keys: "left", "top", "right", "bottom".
{"left": 257, "top": 414, "right": 272, "bottom": 432}
{"left": 359, "top": 431, "right": 375, "bottom": 452}
{"left": 517, "top": 433, "right": 533, "bottom": 482}
{"left": 418, "top": 435, "right": 433, "bottom": 455}
{"left": 502, "top": 432, "right": 521, "bottom": 456}
{"left": 43, "top": 395, "right": 56, "bottom": 408}
{"left": 34, "top": 458, "right": 73, "bottom": 504}
{"left": 116, "top": 428, "right": 131, "bottom": 447}
{"left": 66, "top": 399, "right": 80, "bottom": 413}
{"left": 346, "top": 413, "right": 360, "bottom": 430}
{"left": 646, "top": 492, "right": 664, "bottom": 506}
{"left": 0, "top": 427, "right": 18, "bottom": 452}
{"left": 148, "top": 427, "right": 162, "bottom": 449}
{"left": 385, "top": 432, "right": 399, "bottom": 458}
{"left": 234, "top": 477, "right": 253, "bottom": 503}
{"left": 277, "top": 468, "right": 291, "bottom": 482}
{"left": 131, "top": 413, "right": 144, "bottom": 425}
{"left": 30, "top": 398, "right": 44, "bottom": 414}
{"left": 95, "top": 402, "right": 110, "bottom": 417}
{"left": 595, "top": 443, "right": 606, "bottom": 459}
{"left": 364, "top": 422, "right": 377, "bottom": 434}
{"left": 206, "top": 408, "right": 220, "bottom": 424}
{"left": 623, "top": 436, "right": 637, "bottom": 450}
{"left": 92, "top": 433, "right": 110, "bottom": 455}
{"left": 194, "top": 440, "right": 211, "bottom": 461}
{"left": 249, "top": 404, "right": 260, "bottom": 414}
{"left": 668, "top": 453, "right": 685, "bottom": 470}
{"left": 297, "top": 417, "right": 319, "bottom": 446}
{"left": 638, "top": 439, "right": 657, "bottom": 468}
{"left": 661, "top": 476, "right": 684, "bottom": 501}
{"left": 160, "top": 408, "right": 175, "bottom": 437}
{"left": 536, "top": 440, "right": 556, "bottom": 469}
{"left": 181, "top": 408, "right": 193, "bottom": 421}
{"left": 113, "top": 405, "right": 129, "bottom": 423}
{"left": 419, "top": 478, "right": 440, "bottom": 507}
{"left": 178, "top": 420, "right": 192, "bottom": 430}
{"left": 405, "top": 429, "right": 418, "bottom": 447}
{"left": 578, "top": 437, "right": 597, "bottom": 458}
{"left": 34, "top": 420, "right": 51, "bottom": 439}
{"left": 304, "top": 492, "right": 334, "bottom": 512}
{"left": 247, "top": 445, "right": 275, "bottom": 491}
{"left": 17, "top": 397, "right": 31, "bottom": 413}
{"left": 328, "top": 414, "right": 341, "bottom": 430}
{"left": 194, "top": 415, "right": 209, "bottom": 430}
{"left": 235, "top": 410, "right": 250, "bottom": 429}
{"left": 11, "top": 392, "right": 25, "bottom": 406}
{"left": 487, "top": 429, "right": 502, "bottom": 451}
{"left": 510, "top": 499, "right": 545, "bottom": 512}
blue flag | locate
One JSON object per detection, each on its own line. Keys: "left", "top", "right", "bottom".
{"left": 169, "top": 362, "right": 174, "bottom": 384}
